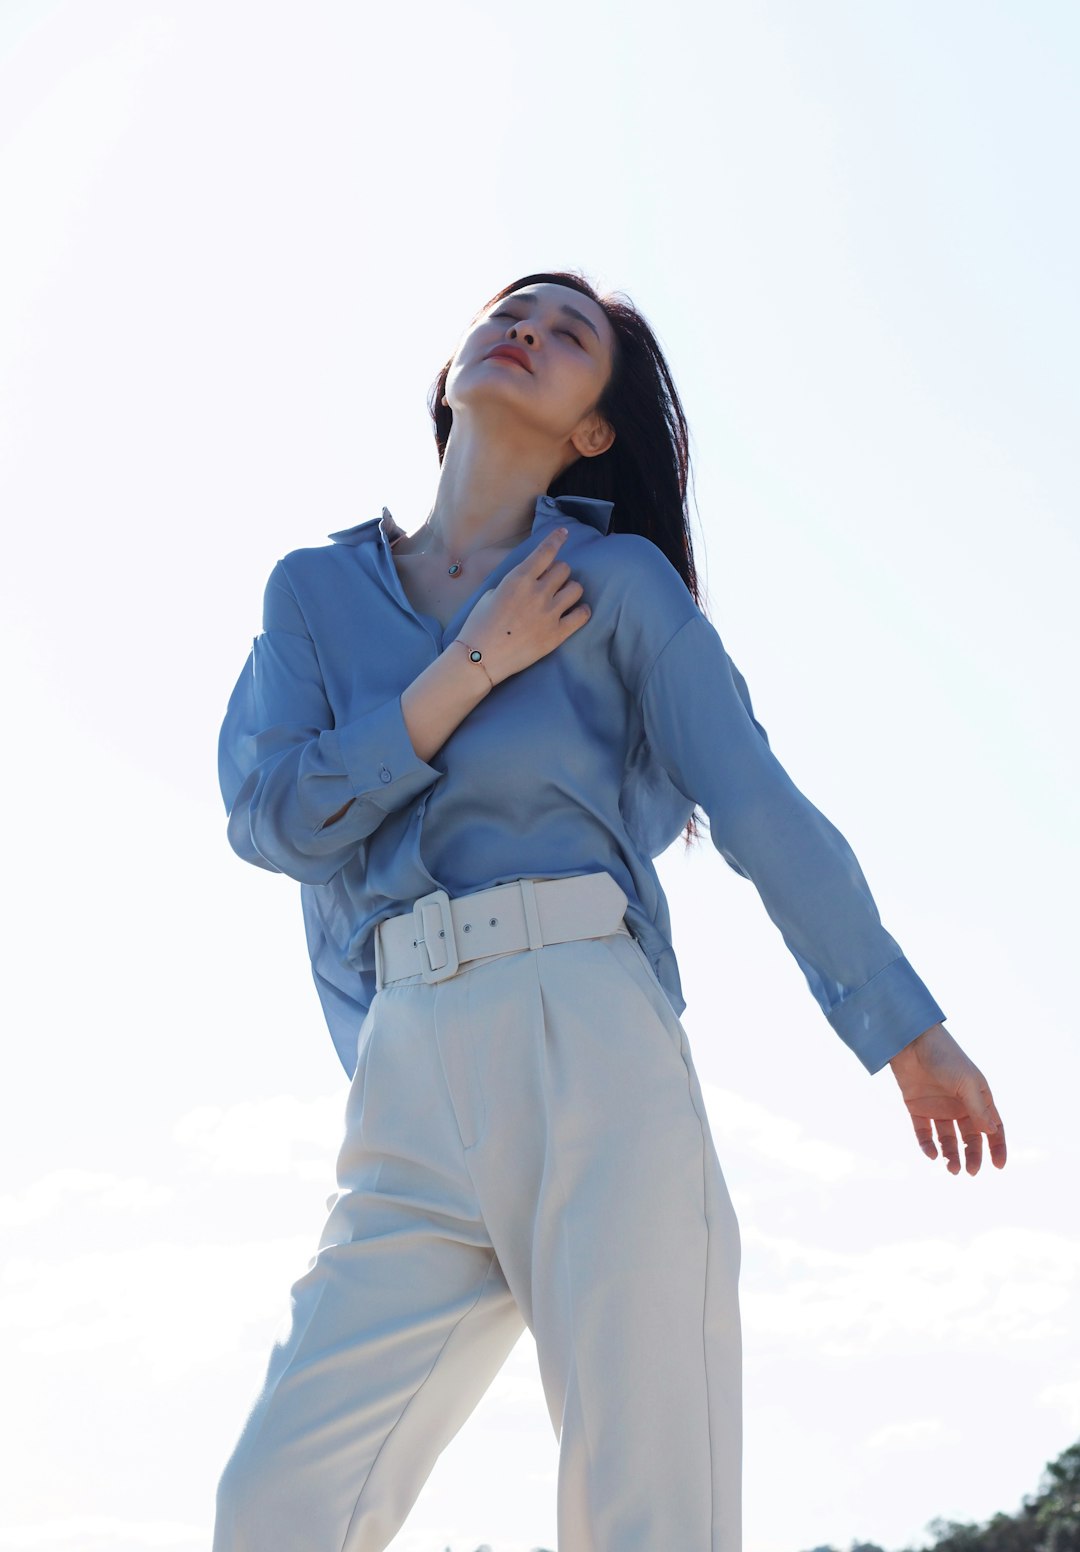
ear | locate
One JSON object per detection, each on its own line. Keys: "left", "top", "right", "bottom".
{"left": 570, "top": 411, "right": 616, "bottom": 460}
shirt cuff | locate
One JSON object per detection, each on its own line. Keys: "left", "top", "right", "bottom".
{"left": 827, "top": 957, "right": 947, "bottom": 1075}
{"left": 332, "top": 693, "right": 444, "bottom": 816}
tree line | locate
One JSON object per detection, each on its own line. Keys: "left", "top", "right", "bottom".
{"left": 803, "top": 1437, "right": 1080, "bottom": 1552}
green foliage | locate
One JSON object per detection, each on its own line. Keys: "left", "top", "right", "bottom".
{"left": 446, "top": 1441, "right": 1080, "bottom": 1552}
{"left": 788, "top": 1427, "right": 1073, "bottom": 1552}
{"left": 919, "top": 1509, "right": 1041, "bottom": 1552}
{"left": 884, "top": 1435, "right": 1080, "bottom": 1552}
{"left": 1037, "top": 1441, "right": 1080, "bottom": 1551}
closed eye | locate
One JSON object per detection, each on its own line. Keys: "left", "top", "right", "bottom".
{"left": 491, "top": 310, "right": 584, "bottom": 348}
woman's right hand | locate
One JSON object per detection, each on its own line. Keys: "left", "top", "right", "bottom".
{"left": 453, "top": 527, "right": 591, "bottom": 686}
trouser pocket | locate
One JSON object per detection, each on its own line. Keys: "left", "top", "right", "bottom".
{"left": 598, "top": 931, "right": 686, "bottom": 1059}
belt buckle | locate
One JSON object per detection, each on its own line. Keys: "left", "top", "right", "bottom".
{"left": 411, "top": 888, "right": 460, "bottom": 984}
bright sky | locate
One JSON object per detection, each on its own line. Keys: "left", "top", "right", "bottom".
{"left": 1, "top": 3, "right": 1077, "bottom": 1550}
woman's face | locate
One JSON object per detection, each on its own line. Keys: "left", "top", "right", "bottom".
{"left": 443, "top": 282, "right": 617, "bottom": 453}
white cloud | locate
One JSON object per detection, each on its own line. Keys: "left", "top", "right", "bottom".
{"left": 0, "top": 1236, "right": 315, "bottom": 1383}
{"left": 1039, "top": 1373, "right": 1080, "bottom": 1431}
{"left": 173, "top": 1093, "right": 344, "bottom": 1182}
{"left": 700, "top": 1081, "right": 892, "bottom": 1183}
{"left": 866, "top": 1417, "right": 959, "bottom": 1450}
{"left": 0, "top": 1519, "right": 205, "bottom": 1550}
{"left": 0, "top": 1169, "right": 173, "bottom": 1227}
{"left": 741, "top": 1224, "right": 1080, "bottom": 1355}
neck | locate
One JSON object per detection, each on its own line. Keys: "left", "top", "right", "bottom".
{"left": 423, "top": 414, "right": 573, "bottom": 551}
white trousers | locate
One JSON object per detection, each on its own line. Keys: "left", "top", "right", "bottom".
{"left": 212, "top": 903, "right": 743, "bottom": 1551}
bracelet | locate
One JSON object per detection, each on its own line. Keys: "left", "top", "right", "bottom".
{"left": 455, "top": 637, "right": 496, "bottom": 690}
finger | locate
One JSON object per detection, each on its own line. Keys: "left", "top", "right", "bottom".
{"left": 934, "top": 1117, "right": 962, "bottom": 1174}
{"left": 982, "top": 1101, "right": 1005, "bottom": 1138}
{"left": 910, "top": 1114, "right": 938, "bottom": 1160}
{"left": 964, "top": 1078, "right": 1008, "bottom": 1171}
{"left": 526, "top": 527, "right": 568, "bottom": 572}
{"left": 958, "top": 1120, "right": 984, "bottom": 1176}
{"left": 558, "top": 601, "right": 592, "bottom": 634}
{"left": 962, "top": 1073, "right": 1002, "bottom": 1139}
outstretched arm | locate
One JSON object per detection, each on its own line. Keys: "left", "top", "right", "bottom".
{"left": 603, "top": 534, "right": 1006, "bottom": 1170}
{"left": 637, "top": 609, "right": 1006, "bottom": 1170}
{"left": 640, "top": 611, "right": 946, "bottom": 1070}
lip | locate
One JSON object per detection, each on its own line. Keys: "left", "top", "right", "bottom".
{"left": 484, "top": 345, "right": 533, "bottom": 373}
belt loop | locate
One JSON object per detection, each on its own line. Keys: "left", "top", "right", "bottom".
{"left": 374, "top": 919, "right": 385, "bottom": 992}
{"left": 519, "top": 878, "right": 544, "bottom": 950}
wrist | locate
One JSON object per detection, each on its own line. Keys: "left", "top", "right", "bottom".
{"left": 446, "top": 636, "right": 498, "bottom": 694}
{"left": 888, "top": 1021, "right": 943, "bottom": 1069}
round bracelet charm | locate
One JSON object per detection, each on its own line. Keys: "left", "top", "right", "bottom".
{"left": 456, "top": 637, "right": 494, "bottom": 688}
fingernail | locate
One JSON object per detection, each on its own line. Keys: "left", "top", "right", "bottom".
{"left": 557, "top": 526, "right": 568, "bottom": 535}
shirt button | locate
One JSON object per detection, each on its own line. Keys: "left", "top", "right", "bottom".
{"left": 379, "top": 764, "right": 392, "bottom": 783}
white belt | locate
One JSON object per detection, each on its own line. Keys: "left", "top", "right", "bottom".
{"left": 374, "top": 872, "right": 632, "bottom": 989}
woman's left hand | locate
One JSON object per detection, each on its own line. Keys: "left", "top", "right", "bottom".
{"left": 888, "top": 1022, "right": 1007, "bottom": 1174}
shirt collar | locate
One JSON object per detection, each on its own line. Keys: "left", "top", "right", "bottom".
{"left": 327, "top": 491, "right": 614, "bottom": 547}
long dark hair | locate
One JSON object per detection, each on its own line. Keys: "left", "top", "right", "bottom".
{"left": 428, "top": 269, "right": 706, "bottom": 849}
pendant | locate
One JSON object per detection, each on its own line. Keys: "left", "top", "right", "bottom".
{"left": 448, "top": 560, "right": 463, "bottom": 577}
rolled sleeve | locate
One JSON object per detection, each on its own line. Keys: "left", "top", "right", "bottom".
{"left": 640, "top": 612, "right": 946, "bottom": 1074}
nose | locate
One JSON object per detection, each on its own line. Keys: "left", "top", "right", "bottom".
{"left": 507, "top": 322, "right": 535, "bottom": 346}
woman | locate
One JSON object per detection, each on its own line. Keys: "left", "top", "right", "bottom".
{"left": 214, "top": 270, "right": 1006, "bottom": 1552}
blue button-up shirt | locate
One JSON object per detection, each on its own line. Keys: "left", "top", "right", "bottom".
{"left": 219, "top": 491, "right": 945, "bottom": 1080}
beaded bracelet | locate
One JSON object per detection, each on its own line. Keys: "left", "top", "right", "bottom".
{"left": 455, "top": 637, "right": 495, "bottom": 690}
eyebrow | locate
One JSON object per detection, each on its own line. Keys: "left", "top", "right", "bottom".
{"left": 498, "top": 293, "right": 603, "bottom": 343}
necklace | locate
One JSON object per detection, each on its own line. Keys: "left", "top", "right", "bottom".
{"left": 391, "top": 514, "right": 536, "bottom": 577}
